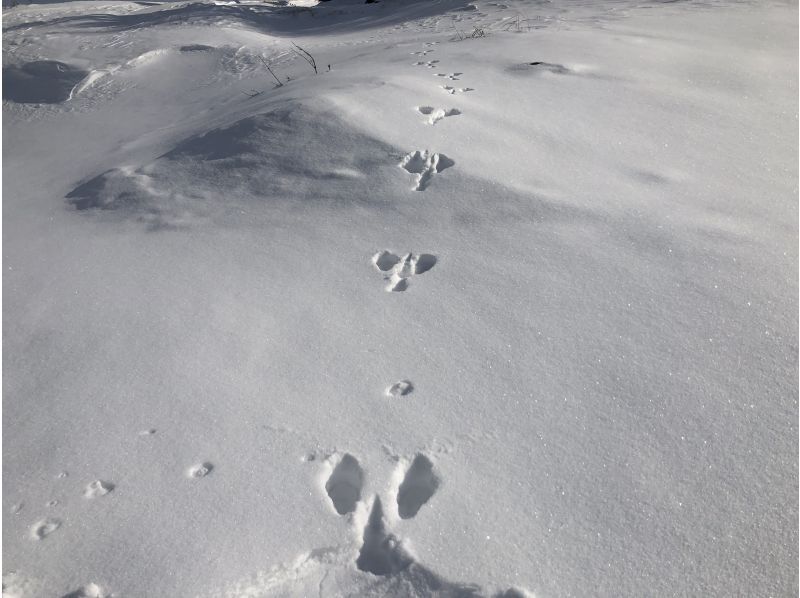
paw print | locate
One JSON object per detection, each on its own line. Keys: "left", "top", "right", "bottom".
{"left": 266, "top": 450, "right": 532, "bottom": 595}
{"left": 416, "top": 106, "right": 461, "bottom": 125}
{"left": 441, "top": 85, "right": 475, "bottom": 95}
{"left": 371, "top": 251, "right": 437, "bottom": 292}
{"left": 320, "top": 452, "right": 441, "bottom": 575}
{"left": 325, "top": 453, "right": 364, "bottom": 515}
{"left": 399, "top": 150, "right": 455, "bottom": 191}
{"left": 435, "top": 72, "right": 463, "bottom": 80}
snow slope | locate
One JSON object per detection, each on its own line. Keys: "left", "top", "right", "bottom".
{"left": 2, "top": 0, "right": 797, "bottom": 596}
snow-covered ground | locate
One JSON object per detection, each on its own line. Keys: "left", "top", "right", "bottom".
{"left": 2, "top": 0, "right": 797, "bottom": 596}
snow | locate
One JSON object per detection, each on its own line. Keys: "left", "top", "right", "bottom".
{"left": 2, "top": 0, "right": 797, "bottom": 596}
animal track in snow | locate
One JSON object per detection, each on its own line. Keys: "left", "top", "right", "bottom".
{"left": 84, "top": 480, "right": 114, "bottom": 498}
{"left": 435, "top": 72, "right": 463, "bottom": 80}
{"left": 356, "top": 497, "right": 413, "bottom": 576}
{"left": 355, "top": 455, "right": 440, "bottom": 573}
{"left": 397, "top": 454, "right": 440, "bottom": 519}
{"left": 400, "top": 150, "right": 454, "bottom": 191}
{"left": 386, "top": 380, "right": 414, "bottom": 397}
{"left": 416, "top": 106, "right": 461, "bottom": 125}
{"left": 266, "top": 452, "right": 530, "bottom": 595}
{"left": 187, "top": 462, "right": 214, "bottom": 478}
{"left": 373, "top": 250, "right": 401, "bottom": 272}
{"left": 30, "top": 518, "right": 61, "bottom": 540}
{"left": 325, "top": 454, "right": 364, "bottom": 515}
{"left": 441, "top": 85, "right": 474, "bottom": 94}
{"left": 412, "top": 59, "right": 439, "bottom": 68}
{"left": 372, "top": 251, "right": 437, "bottom": 292}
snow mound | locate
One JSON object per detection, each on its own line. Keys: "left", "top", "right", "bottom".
{"left": 66, "top": 101, "right": 398, "bottom": 229}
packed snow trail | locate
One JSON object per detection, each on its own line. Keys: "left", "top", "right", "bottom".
{"left": 3, "top": 0, "right": 797, "bottom": 596}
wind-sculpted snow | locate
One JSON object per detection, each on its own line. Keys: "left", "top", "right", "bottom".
{"left": 66, "top": 104, "right": 398, "bottom": 229}
{"left": 507, "top": 61, "right": 571, "bottom": 76}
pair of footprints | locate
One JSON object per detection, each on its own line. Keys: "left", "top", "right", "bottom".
{"left": 372, "top": 250, "right": 436, "bottom": 292}
{"left": 442, "top": 85, "right": 474, "bottom": 95}
{"left": 434, "top": 71, "right": 475, "bottom": 94}
{"left": 413, "top": 59, "right": 439, "bottom": 68}
{"left": 409, "top": 42, "right": 438, "bottom": 57}
{"left": 411, "top": 58, "right": 459, "bottom": 81}
{"left": 325, "top": 454, "right": 440, "bottom": 576}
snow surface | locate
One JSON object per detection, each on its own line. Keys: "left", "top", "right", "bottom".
{"left": 2, "top": 0, "right": 798, "bottom": 596}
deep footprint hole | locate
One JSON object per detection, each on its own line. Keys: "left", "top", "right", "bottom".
{"left": 435, "top": 155, "right": 455, "bottom": 173}
{"left": 325, "top": 454, "right": 364, "bottom": 515}
{"left": 397, "top": 455, "right": 440, "bottom": 519}
{"left": 356, "top": 497, "right": 412, "bottom": 576}
{"left": 188, "top": 462, "right": 214, "bottom": 478}
{"left": 414, "top": 254, "right": 437, "bottom": 274}
{"left": 373, "top": 250, "right": 401, "bottom": 272}
{"left": 387, "top": 380, "right": 414, "bottom": 397}
{"left": 388, "top": 277, "right": 409, "bottom": 292}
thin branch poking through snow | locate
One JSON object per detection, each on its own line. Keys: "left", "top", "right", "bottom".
{"left": 292, "top": 42, "right": 318, "bottom": 74}
{"left": 259, "top": 56, "right": 284, "bottom": 87}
